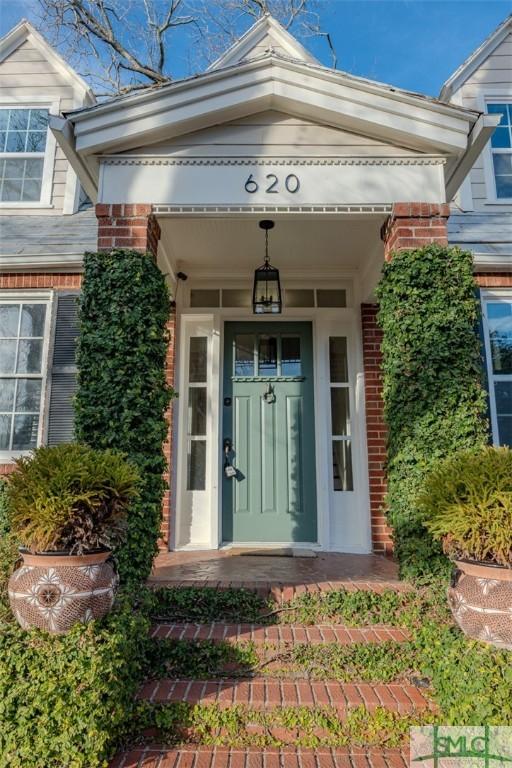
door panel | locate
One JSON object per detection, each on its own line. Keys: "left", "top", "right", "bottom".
{"left": 222, "top": 321, "right": 317, "bottom": 543}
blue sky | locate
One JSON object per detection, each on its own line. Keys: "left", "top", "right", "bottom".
{"left": 0, "top": 1, "right": 510, "bottom": 96}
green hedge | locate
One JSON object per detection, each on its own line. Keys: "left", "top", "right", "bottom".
{"left": 74, "top": 249, "right": 173, "bottom": 586}
{"left": 0, "top": 598, "right": 150, "bottom": 768}
{"left": 376, "top": 245, "right": 489, "bottom": 581}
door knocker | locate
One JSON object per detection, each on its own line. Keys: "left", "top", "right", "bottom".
{"left": 263, "top": 382, "right": 276, "bottom": 404}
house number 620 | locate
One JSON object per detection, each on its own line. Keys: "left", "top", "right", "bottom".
{"left": 244, "top": 173, "right": 300, "bottom": 194}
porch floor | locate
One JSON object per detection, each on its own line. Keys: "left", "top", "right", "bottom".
{"left": 149, "top": 549, "right": 403, "bottom": 595}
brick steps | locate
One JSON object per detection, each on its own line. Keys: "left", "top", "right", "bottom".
{"left": 148, "top": 581, "right": 411, "bottom": 601}
{"left": 139, "top": 677, "right": 430, "bottom": 714}
{"left": 110, "top": 746, "right": 408, "bottom": 768}
{"left": 150, "top": 623, "right": 410, "bottom": 645}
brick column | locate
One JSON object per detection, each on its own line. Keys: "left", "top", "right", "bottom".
{"left": 95, "top": 203, "right": 161, "bottom": 256}
{"left": 363, "top": 202, "right": 451, "bottom": 554}
{"left": 381, "top": 202, "right": 449, "bottom": 260}
{"left": 95, "top": 203, "right": 173, "bottom": 549}
{"left": 361, "top": 304, "right": 393, "bottom": 554}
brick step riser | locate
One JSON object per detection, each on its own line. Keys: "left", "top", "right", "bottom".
{"left": 149, "top": 581, "right": 411, "bottom": 602}
{"left": 150, "top": 624, "right": 410, "bottom": 645}
{"left": 139, "top": 678, "right": 431, "bottom": 714}
{"left": 110, "top": 745, "right": 409, "bottom": 768}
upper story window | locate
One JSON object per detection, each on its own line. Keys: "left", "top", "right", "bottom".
{"left": 0, "top": 108, "right": 49, "bottom": 203}
{"left": 488, "top": 103, "right": 512, "bottom": 200}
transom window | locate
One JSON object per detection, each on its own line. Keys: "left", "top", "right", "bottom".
{"left": 487, "top": 103, "right": 512, "bottom": 200}
{"left": 0, "top": 302, "right": 48, "bottom": 452}
{"left": 482, "top": 296, "right": 512, "bottom": 447}
{"left": 0, "top": 108, "right": 49, "bottom": 202}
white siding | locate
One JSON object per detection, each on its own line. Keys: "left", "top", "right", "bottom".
{"left": 128, "top": 110, "right": 422, "bottom": 158}
{"left": 453, "top": 31, "right": 512, "bottom": 212}
{"left": 0, "top": 39, "right": 83, "bottom": 215}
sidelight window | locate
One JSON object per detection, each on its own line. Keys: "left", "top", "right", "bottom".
{"left": 329, "top": 336, "right": 353, "bottom": 491}
{"left": 186, "top": 336, "right": 208, "bottom": 490}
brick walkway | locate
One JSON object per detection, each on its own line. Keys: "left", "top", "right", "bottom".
{"left": 110, "top": 747, "right": 409, "bottom": 768}
{"left": 150, "top": 623, "right": 410, "bottom": 645}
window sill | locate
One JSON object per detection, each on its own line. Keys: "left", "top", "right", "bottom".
{"left": 0, "top": 203, "right": 54, "bottom": 209}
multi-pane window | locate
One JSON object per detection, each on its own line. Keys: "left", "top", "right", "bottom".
{"left": 487, "top": 103, "right": 512, "bottom": 199}
{"left": 0, "top": 302, "right": 48, "bottom": 452}
{"left": 483, "top": 298, "right": 512, "bottom": 447}
{"left": 186, "top": 337, "right": 208, "bottom": 491}
{"left": 328, "top": 337, "right": 353, "bottom": 491}
{"left": 0, "top": 108, "right": 49, "bottom": 202}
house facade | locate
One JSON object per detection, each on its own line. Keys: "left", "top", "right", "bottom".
{"left": 0, "top": 15, "right": 510, "bottom": 555}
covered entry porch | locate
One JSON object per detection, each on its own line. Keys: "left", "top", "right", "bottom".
{"left": 155, "top": 210, "right": 388, "bottom": 555}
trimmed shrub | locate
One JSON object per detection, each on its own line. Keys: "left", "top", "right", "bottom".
{"left": 420, "top": 446, "right": 512, "bottom": 565}
{"left": 0, "top": 596, "right": 150, "bottom": 768}
{"left": 0, "top": 478, "right": 18, "bottom": 623}
{"left": 74, "top": 250, "right": 173, "bottom": 585}
{"left": 376, "top": 245, "right": 489, "bottom": 580}
{"left": 6, "top": 444, "right": 139, "bottom": 554}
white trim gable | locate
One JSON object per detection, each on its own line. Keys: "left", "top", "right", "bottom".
{"left": 440, "top": 14, "right": 512, "bottom": 101}
{"left": 208, "top": 14, "right": 319, "bottom": 71}
{"left": 0, "top": 19, "right": 95, "bottom": 105}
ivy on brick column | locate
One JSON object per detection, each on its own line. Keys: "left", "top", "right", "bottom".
{"left": 74, "top": 249, "right": 174, "bottom": 585}
{"left": 376, "top": 244, "right": 488, "bottom": 581}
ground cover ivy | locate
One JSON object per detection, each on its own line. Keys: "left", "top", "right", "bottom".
{"left": 149, "top": 585, "right": 268, "bottom": 622}
{"left": 376, "top": 245, "right": 489, "bottom": 581}
{"left": 0, "top": 596, "right": 151, "bottom": 768}
{"left": 74, "top": 249, "right": 174, "bottom": 586}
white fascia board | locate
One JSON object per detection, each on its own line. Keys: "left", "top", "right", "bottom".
{"left": 445, "top": 113, "right": 501, "bottom": 200}
{"left": 50, "top": 115, "right": 99, "bottom": 200}
{"left": 0, "top": 19, "right": 95, "bottom": 105}
{"left": 0, "top": 253, "right": 84, "bottom": 272}
{"left": 69, "top": 58, "right": 477, "bottom": 157}
{"left": 440, "top": 15, "right": 512, "bottom": 101}
{"left": 208, "top": 15, "right": 319, "bottom": 70}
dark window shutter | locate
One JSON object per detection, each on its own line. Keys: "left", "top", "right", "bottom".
{"left": 47, "top": 293, "right": 79, "bottom": 446}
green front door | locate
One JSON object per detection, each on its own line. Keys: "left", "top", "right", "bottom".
{"left": 222, "top": 322, "right": 317, "bottom": 544}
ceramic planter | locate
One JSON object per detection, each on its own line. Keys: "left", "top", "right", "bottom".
{"left": 8, "top": 548, "right": 118, "bottom": 634}
{"left": 448, "top": 559, "right": 512, "bottom": 649}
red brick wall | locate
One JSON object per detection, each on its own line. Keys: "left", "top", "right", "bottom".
{"left": 381, "top": 203, "right": 450, "bottom": 261}
{"left": 475, "top": 273, "right": 512, "bottom": 288}
{"left": 96, "top": 204, "right": 161, "bottom": 256}
{"left": 361, "top": 304, "right": 393, "bottom": 554}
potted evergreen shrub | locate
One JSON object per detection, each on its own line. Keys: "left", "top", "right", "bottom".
{"left": 419, "top": 446, "right": 512, "bottom": 649}
{"left": 6, "top": 443, "right": 138, "bottom": 634}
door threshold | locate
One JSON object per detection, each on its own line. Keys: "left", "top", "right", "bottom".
{"left": 221, "top": 544, "right": 319, "bottom": 558}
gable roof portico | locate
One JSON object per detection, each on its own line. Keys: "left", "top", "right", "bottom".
{"left": 50, "top": 15, "right": 499, "bottom": 206}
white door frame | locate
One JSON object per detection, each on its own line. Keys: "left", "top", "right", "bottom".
{"left": 173, "top": 282, "right": 371, "bottom": 553}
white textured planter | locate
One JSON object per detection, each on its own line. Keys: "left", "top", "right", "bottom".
{"left": 8, "top": 548, "right": 118, "bottom": 634}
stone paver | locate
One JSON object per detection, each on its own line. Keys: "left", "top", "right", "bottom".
{"left": 150, "top": 623, "right": 410, "bottom": 644}
{"left": 140, "top": 678, "right": 431, "bottom": 713}
{"left": 110, "top": 747, "right": 409, "bottom": 768}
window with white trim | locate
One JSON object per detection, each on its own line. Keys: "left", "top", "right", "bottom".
{"left": 0, "top": 300, "right": 49, "bottom": 453}
{"left": 487, "top": 103, "right": 512, "bottom": 200}
{"left": 0, "top": 108, "right": 49, "bottom": 202}
{"left": 482, "top": 295, "right": 512, "bottom": 447}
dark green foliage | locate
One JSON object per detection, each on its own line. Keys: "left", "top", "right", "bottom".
{"left": 0, "top": 596, "right": 151, "bottom": 768}
{"left": 149, "top": 638, "right": 258, "bottom": 678}
{"left": 6, "top": 444, "right": 139, "bottom": 555}
{"left": 376, "top": 245, "right": 489, "bottom": 580}
{"left": 149, "top": 586, "right": 268, "bottom": 622}
{"left": 74, "top": 249, "right": 173, "bottom": 584}
{"left": 0, "top": 479, "right": 18, "bottom": 624}
{"left": 135, "top": 702, "right": 427, "bottom": 748}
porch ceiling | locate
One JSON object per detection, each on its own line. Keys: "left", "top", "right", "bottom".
{"left": 158, "top": 215, "right": 386, "bottom": 276}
